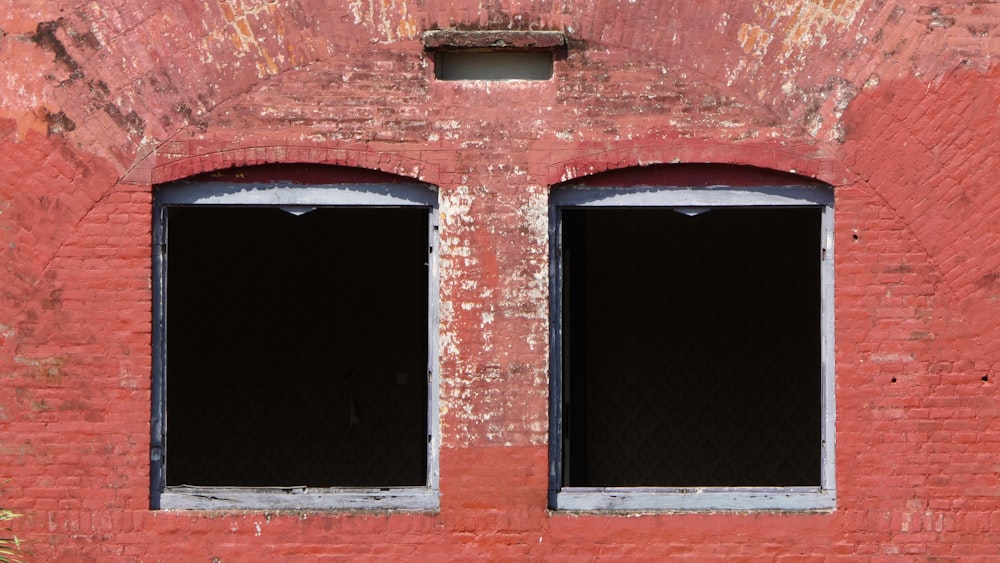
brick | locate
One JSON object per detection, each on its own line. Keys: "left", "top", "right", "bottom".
{"left": 1, "top": 0, "right": 999, "bottom": 560}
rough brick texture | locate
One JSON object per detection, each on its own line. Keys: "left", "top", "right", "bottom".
{"left": 1, "top": 0, "right": 999, "bottom": 559}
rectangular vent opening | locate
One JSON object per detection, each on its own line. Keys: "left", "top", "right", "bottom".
{"left": 434, "top": 51, "right": 553, "bottom": 81}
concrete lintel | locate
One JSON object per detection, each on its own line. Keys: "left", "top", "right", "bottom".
{"left": 422, "top": 29, "right": 566, "bottom": 51}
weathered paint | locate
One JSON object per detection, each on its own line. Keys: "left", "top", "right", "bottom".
{"left": 1, "top": 0, "right": 999, "bottom": 559}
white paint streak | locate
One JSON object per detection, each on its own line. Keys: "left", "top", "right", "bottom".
{"left": 347, "top": 0, "right": 418, "bottom": 44}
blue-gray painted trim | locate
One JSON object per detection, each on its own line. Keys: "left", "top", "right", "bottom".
{"left": 548, "top": 200, "right": 565, "bottom": 508}
{"left": 554, "top": 489, "right": 836, "bottom": 512}
{"left": 150, "top": 202, "right": 167, "bottom": 510}
{"left": 426, "top": 206, "right": 442, "bottom": 498}
{"left": 160, "top": 487, "right": 439, "bottom": 511}
{"left": 151, "top": 180, "right": 441, "bottom": 512}
{"left": 551, "top": 185, "right": 834, "bottom": 208}
{"left": 820, "top": 204, "right": 837, "bottom": 495}
{"left": 548, "top": 183, "right": 836, "bottom": 512}
{"left": 156, "top": 182, "right": 438, "bottom": 207}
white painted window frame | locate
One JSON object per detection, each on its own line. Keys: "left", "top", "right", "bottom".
{"left": 151, "top": 181, "right": 441, "bottom": 511}
{"left": 548, "top": 184, "right": 836, "bottom": 512}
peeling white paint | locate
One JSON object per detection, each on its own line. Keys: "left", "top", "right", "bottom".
{"left": 347, "top": 0, "right": 418, "bottom": 43}
{"left": 725, "top": 59, "right": 747, "bottom": 87}
{"left": 717, "top": 13, "right": 731, "bottom": 33}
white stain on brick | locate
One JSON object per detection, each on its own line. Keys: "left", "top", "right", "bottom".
{"left": 347, "top": 0, "right": 418, "bottom": 43}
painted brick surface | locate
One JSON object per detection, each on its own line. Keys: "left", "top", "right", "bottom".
{"left": 1, "top": 0, "right": 999, "bottom": 559}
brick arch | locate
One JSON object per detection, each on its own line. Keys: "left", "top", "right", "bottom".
{"left": 546, "top": 142, "right": 855, "bottom": 187}
{"left": 552, "top": 162, "right": 831, "bottom": 190}
{"left": 123, "top": 142, "right": 440, "bottom": 186}
{"left": 840, "top": 65, "right": 1000, "bottom": 371}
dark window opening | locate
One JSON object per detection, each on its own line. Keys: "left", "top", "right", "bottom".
{"left": 561, "top": 207, "right": 822, "bottom": 488}
{"left": 165, "top": 206, "right": 429, "bottom": 488}
{"left": 433, "top": 51, "right": 554, "bottom": 80}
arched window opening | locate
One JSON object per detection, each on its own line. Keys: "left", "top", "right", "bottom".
{"left": 151, "top": 165, "right": 440, "bottom": 511}
{"left": 549, "top": 164, "right": 835, "bottom": 511}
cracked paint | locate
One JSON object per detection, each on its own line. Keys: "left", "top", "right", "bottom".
{"left": 761, "top": 0, "right": 864, "bottom": 59}
{"left": 218, "top": 1, "right": 291, "bottom": 76}
{"left": 738, "top": 22, "right": 773, "bottom": 55}
{"left": 347, "top": 0, "right": 418, "bottom": 43}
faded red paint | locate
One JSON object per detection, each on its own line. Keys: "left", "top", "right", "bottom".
{"left": 1, "top": 0, "right": 999, "bottom": 559}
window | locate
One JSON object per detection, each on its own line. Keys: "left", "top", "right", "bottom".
{"left": 549, "top": 166, "right": 835, "bottom": 511}
{"left": 151, "top": 167, "right": 439, "bottom": 510}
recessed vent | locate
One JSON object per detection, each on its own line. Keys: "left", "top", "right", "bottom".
{"left": 433, "top": 51, "right": 553, "bottom": 80}
{"left": 424, "top": 30, "right": 565, "bottom": 81}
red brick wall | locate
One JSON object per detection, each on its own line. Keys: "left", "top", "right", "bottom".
{"left": 1, "top": 0, "right": 998, "bottom": 559}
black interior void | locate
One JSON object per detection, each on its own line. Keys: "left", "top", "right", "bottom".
{"left": 562, "top": 207, "right": 822, "bottom": 487}
{"left": 166, "top": 206, "right": 429, "bottom": 487}
{"left": 433, "top": 51, "right": 554, "bottom": 80}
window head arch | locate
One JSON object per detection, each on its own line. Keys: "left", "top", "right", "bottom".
{"left": 549, "top": 164, "right": 835, "bottom": 511}
{"left": 151, "top": 165, "right": 440, "bottom": 511}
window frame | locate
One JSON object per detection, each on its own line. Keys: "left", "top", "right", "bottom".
{"left": 150, "top": 179, "right": 440, "bottom": 511}
{"left": 548, "top": 184, "right": 836, "bottom": 512}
